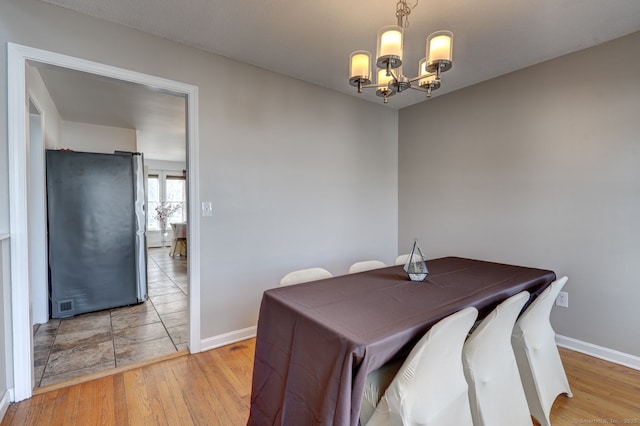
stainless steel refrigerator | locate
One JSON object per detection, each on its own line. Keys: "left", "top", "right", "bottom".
{"left": 46, "top": 150, "right": 147, "bottom": 318}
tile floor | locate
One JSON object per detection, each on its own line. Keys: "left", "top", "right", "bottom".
{"left": 32, "top": 247, "right": 188, "bottom": 388}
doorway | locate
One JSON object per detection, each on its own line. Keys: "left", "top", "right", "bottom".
{"left": 8, "top": 43, "right": 201, "bottom": 401}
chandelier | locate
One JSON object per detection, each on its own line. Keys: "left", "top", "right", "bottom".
{"left": 348, "top": 0, "right": 453, "bottom": 103}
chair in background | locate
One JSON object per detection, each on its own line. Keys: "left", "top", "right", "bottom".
{"left": 349, "top": 260, "right": 387, "bottom": 274}
{"left": 279, "top": 267, "right": 333, "bottom": 287}
{"left": 394, "top": 253, "right": 423, "bottom": 266}
{"left": 361, "top": 307, "right": 478, "bottom": 426}
{"left": 169, "top": 222, "right": 187, "bottom": 257}
{"left": 511, "top": 276, "right": 573, "bottom": 426}
{"left": 462, "top": 291, "right": 532, "bottom": 426}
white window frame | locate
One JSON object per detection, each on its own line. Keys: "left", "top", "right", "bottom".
{"left": 146, "top": 169, "right": 187, "bottom": 246}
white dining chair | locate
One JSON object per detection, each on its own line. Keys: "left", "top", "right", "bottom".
{"left": 279, "top": 267, "right": 333, "bottom": 286}
{"left": 348, "top": 260, "right": 387, "bottom": 274}
{"left": 511, "top": 276, "right": 573, "bottom": 426}
{"left": 462, "top": 291, "right": 532, "bottom": 426}
{"left": 361, "top": 306, "right": 478, "bottom": 426}
{"left": 394, "top": 253, "right": 423, "bottom": 266}
{"left": 168, "top": 222, "right": 187, "bottom": 257}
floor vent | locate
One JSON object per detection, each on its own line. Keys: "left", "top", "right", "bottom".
{"left": 59, "top": 300, "right": 74, "bottom": 313}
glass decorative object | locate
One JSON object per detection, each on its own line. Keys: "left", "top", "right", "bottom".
{"left": 160, "top": 219, "right": 168, "bottom": 247}
{"left": 155, "top": 202, "right": 179, "bottom": 248}
{"left": 404, "top": 239, "right": 429, "bottom": 282}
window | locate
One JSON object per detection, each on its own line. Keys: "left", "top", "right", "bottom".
{"left": 146, "top": 171, "right": 187, "bottom": 231}
{"left": 166, "top": 176, "right": 186, "bottom": 223}
{"left": 147, "top": 174, "right": 160, "bottom": 230}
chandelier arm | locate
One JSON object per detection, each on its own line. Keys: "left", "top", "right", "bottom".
{"left": 408, "top": 85, "right": 428, "bottom": 92}
{"left": 407, "top": 74, "right": 436, "bottom": 84}
{"left": 361, "top": 82, "right": 391, "bottom": 90}
{"left": 409, "top": 84, "right": 434, "bottom": 98}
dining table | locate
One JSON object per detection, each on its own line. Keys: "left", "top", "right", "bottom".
{"left": 247, "top": 256, "right": 556, "bottom": 426}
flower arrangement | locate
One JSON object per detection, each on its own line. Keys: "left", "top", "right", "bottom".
{"left": 155, "top": 202, "right": 179, "bottom": 228}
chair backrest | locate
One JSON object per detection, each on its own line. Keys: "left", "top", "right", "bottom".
{"left": 514, "top": 276, "right": 567, "bottom": 338}
{"left": 512, "top": 276, "right": 572, "bottom": 426}
{"left": 349, "top": 260, "right": 387, "bottom": 274}
{"left": 366, "top": 307, "right": 478, "bottom": 426}
{"left": 394, "top": 253, "right": 423, "bottom": 266}
{"left": 462, "top": 291, "right": 531, "bottom": 426}
{"left": 279, "top": 267, "right": 333, "bottom": 287}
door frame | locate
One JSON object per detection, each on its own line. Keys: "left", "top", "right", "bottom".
{"left": 27, "top": 98, "right": 48, "bottom": 326}
{"left": 7, "top": 43, "right": 201, "bottom": 401}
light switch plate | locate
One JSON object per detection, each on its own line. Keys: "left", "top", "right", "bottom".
{"left": 201, "top": 201, "right": 213, "bottom": 217}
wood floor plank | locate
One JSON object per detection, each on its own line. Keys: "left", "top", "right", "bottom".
{"left": 4, "top": 397, "right": 32, "bottom": 425}
{"left": 2, "top": 399, "right": 28, "bottom": 425}
{"left": 76, "top": 376, "right": 114, "bottom": 425}
{"left": 50, "top": 385, "right": 80, "bottom": 425}
{"left": 213, "top": 340, "right": 254, "bottom": 399}
{"left": 123, "top": 368, "right": 156, "bottom": 425}
{"left": 2, "top": 340, "right": 639, "bottom": 425}
{"left": 138, "top": 367, "right": 168, "bottom": 426}
{"left": 191, "top": 353, "right": 245, "bottom": 424}
{"left": 163, "top": 355, "right": 227, "bottom": 425}
{"left": 195, "top": 349, "right": 249, "bottom": 423}
{"left": 31, "top": 389, "right": 57, "bottom": 424}
{"left": 149, "top": 362, "right": 194, "bottom": 425}
{"left": 111, "top": 374, "right": 129, "bottom": 426}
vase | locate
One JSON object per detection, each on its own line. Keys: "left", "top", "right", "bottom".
{"left": 160, "top": 219, "right": 168, "bottom": 247}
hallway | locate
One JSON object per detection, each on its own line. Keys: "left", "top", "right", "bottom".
{"left": 32, "top": 248, "right": 187, "bottom": 388}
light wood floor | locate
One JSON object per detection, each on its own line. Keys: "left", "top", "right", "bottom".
{"left": 2, "top": 341, "right": 639, "bottom": 425}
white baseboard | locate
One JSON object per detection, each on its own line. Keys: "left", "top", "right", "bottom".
{"left": 0, "top": 389, "right": 11, "bottom": 423}
{"left": 556, "top": 334, "right": 640, "bottom": 371}
{"left": 198, "top": 329, "right": 640, "bottom": 371}
{"left": 200, "top": 326, "right": 257, "bottom": 352}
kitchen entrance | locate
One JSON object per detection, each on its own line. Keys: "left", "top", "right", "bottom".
{"left": 7, "top": 43, "right": 201, "bottom": 401}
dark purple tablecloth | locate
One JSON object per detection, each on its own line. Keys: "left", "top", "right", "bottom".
{"left": 248, "top": 257, "right": 556, "bottom": 426}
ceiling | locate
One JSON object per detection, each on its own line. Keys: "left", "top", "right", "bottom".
{"left": 32, "top": 62, "right": 187, "bottom": 162}
{"left": 32, "top": 0, "right": 640, "bottom": 162}
{"left": 40, "top": 0, "right": 640, "bottom": 109}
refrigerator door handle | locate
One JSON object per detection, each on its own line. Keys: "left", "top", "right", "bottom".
{"left": 133, "top": 153, "right": 148, "bottom": 302}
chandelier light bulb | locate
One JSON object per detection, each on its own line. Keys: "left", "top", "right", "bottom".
{"left": 377, "top": 68, "right": 394, "bottom": 87}
{"left": 417, "top": 58, "right": 440, "bottom": 96}
{"left": 426, "top": 30, "right": 453, "bottom": 73}
{"left": 376, "top": 25, "right": 404, "bottom": 69}
{"left": 349, "top": 51, "right": 372, "bottom": 83}
{"left": 418, "top": 58, "right": 429, "bottom": 85}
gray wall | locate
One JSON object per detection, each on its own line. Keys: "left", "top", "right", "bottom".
{"left": 0, "top": 0, "right": 398, "bottom": 343}
{"left": 398, "top": 31, "right": 640, "bottom": 356}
